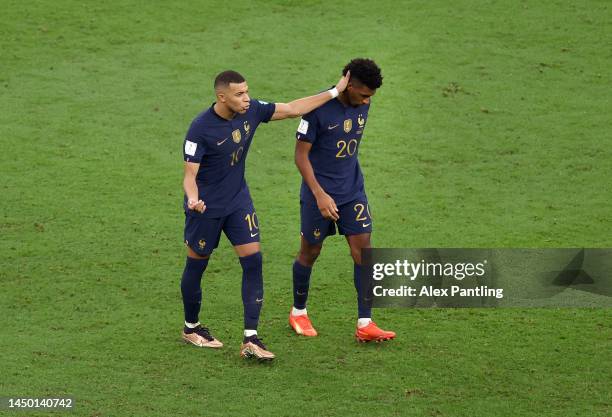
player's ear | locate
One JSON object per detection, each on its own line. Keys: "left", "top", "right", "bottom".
{"left": 215, "top": 90, "right": 226, "bottom": 103}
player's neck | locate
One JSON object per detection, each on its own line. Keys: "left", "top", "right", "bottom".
{"left": 213, "top": 102, "right": 236, "bottom": 120}
{"left": 337, "top": 91, "right": 350, "bottom": 107}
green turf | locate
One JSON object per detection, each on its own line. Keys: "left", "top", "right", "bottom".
{"left": 1, "top": 1, "right": 611, "bottom": 416}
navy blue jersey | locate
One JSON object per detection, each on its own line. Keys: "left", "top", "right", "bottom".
{"left": 183, "top": 99, "right": 276, "bottom": 217}
{"left": 296, "top": 98, "right": 370, "bottom": 205}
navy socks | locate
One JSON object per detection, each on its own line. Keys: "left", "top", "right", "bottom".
{"left": 180, "top": 257, "right": 209, "bottom": 324}
{"left": 354, "top": 263, "right": 372, "bottom": 318}
{"left": 292, "top": 260, "right": 312, "bottom": 309}
{"left": 239, "top": 252, "right": 264, "bottom": 330}
{"left": 292, "top": 261, "right": 371, "bottom": 318}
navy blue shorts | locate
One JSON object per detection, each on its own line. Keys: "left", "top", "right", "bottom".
{"left": 300, "top": 197, "right": 372, "bottom": 245}
{"left": 184, "top": 201, "right": 260, "bottom": 256}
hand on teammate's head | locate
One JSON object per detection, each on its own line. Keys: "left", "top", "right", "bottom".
{"left": 335, "top": 70, "right": 350, "bottom": 93}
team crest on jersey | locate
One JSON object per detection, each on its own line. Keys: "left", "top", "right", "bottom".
{"left": 343, "top": 119, "right": 352, "bottom": 133}
{"left": 232, "top": 129, "right": 242, "bottom": 143}
{"left": 244, "top": 121, "right": 250, "bottom": 134}
{"left": 357, "top": 114, "right": 365, "bottom": 128}
{"left": 313, "top": 229, "right": 321, "bottom": 239}
{"left": 198, "top": 239, "right": 206, "bottom": 250}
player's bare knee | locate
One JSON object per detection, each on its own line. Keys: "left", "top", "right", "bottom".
{"left": 298, "top": 250, "right": 317, "bottom": 266}
{"left": 187, "top": 247, "right": 210, "bottom": 260}
{"left": 309, "top": 245, "right": 322, "bottom": 259}
{"left": 349, "top": 244, "right": 370, "bottom": 265}
{"left": 298, "top": 244, "right": 321, "bottom": 266}
{"left": 234, "top": 242, "right": 261, "bottom": 258}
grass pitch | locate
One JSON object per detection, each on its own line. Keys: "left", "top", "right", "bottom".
{"left": 1, "top": 1, "right": 611, "bottom": 416}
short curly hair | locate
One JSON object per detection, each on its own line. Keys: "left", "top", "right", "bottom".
{"left": 214, "top": 70, "right": 245, "bottom": 89}
{"left": 342, "top": 58, "right": 383, "bottom": 90}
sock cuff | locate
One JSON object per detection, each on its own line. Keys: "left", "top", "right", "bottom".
{"left": 239, "top": 251, "right": 262, "bottom": 268}
{"left": 293, "top": 260, "right": 312, "bottom": 273}
{"left": 186, "top": 256, "right": 209, "bottom": 269}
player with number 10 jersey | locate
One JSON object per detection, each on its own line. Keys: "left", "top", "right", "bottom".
{"left": 180, "top": 70, "right": 350, "bottom": 360}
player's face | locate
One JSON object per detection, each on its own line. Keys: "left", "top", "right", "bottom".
{"left": 220, "top": 82, "right": 251, "bottom": 114}
{"left": 346, "top": 82, "right": 376, "bottom": 107}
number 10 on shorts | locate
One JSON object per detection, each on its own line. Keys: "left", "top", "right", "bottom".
{"left": 245, "top": 212, "right": 259, "bottom": 233}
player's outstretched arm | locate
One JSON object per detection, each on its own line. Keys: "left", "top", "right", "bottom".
{"left": 270, "top": 71, "right": 350, "bottom": 121}
{"left": 295, "top": 141, "right": 339, "bottom": 221}
{"left": 183, "top": 161, "right": 206, "bottom": 213}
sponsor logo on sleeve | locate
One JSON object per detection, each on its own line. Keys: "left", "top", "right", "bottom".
{"left": 297, "top": 118, "right": 309, "bottom": 134}
{"left": 185, "top": 140, "right": 197, "bottom": 156}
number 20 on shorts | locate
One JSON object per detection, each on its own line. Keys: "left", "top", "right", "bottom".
{"left": 354, "top": 203, "right": 371, "bottom": 221}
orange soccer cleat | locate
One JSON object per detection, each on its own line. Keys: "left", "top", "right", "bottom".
{"left": 355, "top": 322, "right": 396, "bottom": 343}
{"left": 289, "top": 311, "right": 318, "bottom": 337}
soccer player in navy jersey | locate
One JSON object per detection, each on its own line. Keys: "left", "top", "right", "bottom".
{"left": 289, "top": 58, "right": 396, "bottom": 343}
{"left": 181, "top": 70, "right": 350, "bottom": 360}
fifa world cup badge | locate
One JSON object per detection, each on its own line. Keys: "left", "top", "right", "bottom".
{"left": 343, "top": 119, "right": 352, "bottom": 133}
{"left": 232, "top": 129, "right": 241, "bottom": 143}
